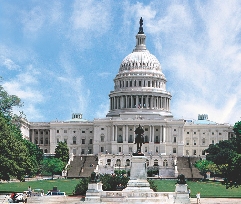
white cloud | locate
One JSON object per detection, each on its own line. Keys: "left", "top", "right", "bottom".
{"left": 67, "top": 0, "right": 112, "bottom": 49}
{"left": 21, "top": 6, "right": 45, "bottom": 33}
{"left": 94, "top": 101, "right": 109, "bottom": 119}
{"left": 0, "top": 56, "right": 20, "bottom": 70}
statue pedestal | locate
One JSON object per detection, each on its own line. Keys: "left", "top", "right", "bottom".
{"left": 85, "top": 182, "right": 103, "bottom": 203}
{"left": 123, "top": 155, "right": 153, "bottom": 192}
{"left": 174, "top": 184, "right": 190, "bottom": 204}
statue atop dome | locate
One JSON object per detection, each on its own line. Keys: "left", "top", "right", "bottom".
{"left": 138, "top": 17, "right": 144, "bottom": 34}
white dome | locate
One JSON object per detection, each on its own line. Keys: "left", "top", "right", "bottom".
{"left": 119, "top": 50, "right": 162, "bottom": 73}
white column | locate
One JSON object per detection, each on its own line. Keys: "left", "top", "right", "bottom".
{"left": 115, "top": 125, "right": 118, "bottom": 141}
{"left": 112, "top": 125, "right": 115, "bottom": 141}
{"left": 123, "top": 125, "right": 125, "bottom": 141}
{"left": 163, "top": 126, "right": 166, "bottom": 143}
{"left": 149, "top": 125, "right": 152, "bottom": 142}
{"left": 126, "top": 125, "right": 129, "bottom": 142}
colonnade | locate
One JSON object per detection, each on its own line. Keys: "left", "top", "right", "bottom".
{"left": 30, "top": 129, "right": 50, "bottom": 152}
{"left": 110, "top": 95, "right": 170, "bottom": 111}
{"left": 111, "top": 125, "right": 167, "bottom": 143}
{"left": 115, "top": 78, "right": 164, "bottom": 90}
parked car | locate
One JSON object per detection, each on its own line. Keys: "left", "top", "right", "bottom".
{"left": 8, "top": 193, "right": 24, "bottom": 203}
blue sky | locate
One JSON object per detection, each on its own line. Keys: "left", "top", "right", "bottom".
{"left": 0, "top": 0, "right": 241, "bottom": 125}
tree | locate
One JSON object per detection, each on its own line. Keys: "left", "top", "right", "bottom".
{"left": 55, "top": 141, "right": 69, "bottom": 164}
{"left": 0, "top": 113, "right": 32, "bottom": 181}
{"left": 206, "top": 121, "right": 241, "bottom": 188}
{"left": 41, "top": 157, "right": 65, "bottom": 179}
{"left": 194, "top": 159, "right": 217, "bottom": 178}
{"left": 74, "top": 178, "right": 90, "bottom": 195}
{"left": 23, "top": 140, "right": 43, "bottom": 177}
{"left": 100, "top": 171, "right": 129, "bottom": 191}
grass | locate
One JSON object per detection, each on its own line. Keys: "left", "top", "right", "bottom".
{"left": 154, "top": 179, "right": 241, "bottom": 198}
{"left": 0, "top": 179, "right": 80, "bottom": 195}
{"left": 1, "top": 178, "right": 241, "bottom": 198}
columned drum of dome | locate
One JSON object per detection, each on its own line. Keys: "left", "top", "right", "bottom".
{"left": 107, "top": 18, "right": 172, "bottom": 118}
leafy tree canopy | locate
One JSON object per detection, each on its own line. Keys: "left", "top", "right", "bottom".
{"left": 55, "top": 141, "right": 69, "bottom": 164}
{"left": 206, "top": 121, "right": 241, "bottom": 188}
{"left": 0, "top": 113, "right": 33, "bottom": 181}
{"left": 41, "top": 157, "right": 65, "bottom": 179}
{"left": 0, "top": 81, "right": 43, "bottom": 180}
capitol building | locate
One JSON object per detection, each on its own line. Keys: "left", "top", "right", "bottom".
{"left": 22, "top": 19, "right": 234, "bottom": 177}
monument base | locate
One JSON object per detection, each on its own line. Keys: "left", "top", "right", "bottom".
{"left": 174, "top": 184, "right": 190, "bottom": 204}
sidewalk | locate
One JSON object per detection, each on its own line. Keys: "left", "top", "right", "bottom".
{"left": 190, "top": 198, "right": 241, "bottom": 204}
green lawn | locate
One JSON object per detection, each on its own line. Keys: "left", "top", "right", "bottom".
{"left": 0, "top": 179, "right": 80, "bottom": 195}
{"left": 1, "top": 179, "right": 241, "bottom": 198}
{"left": 154, "top": 179, "right": 241, "bottom": 198}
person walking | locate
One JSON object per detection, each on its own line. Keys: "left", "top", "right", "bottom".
{"left": 196, "top": 192, "right": 201, "bottom": 204}
{"left": 188, "top": 188, "right": 191, "bottom": 198}
{"left": 23, "top": 192, "right": 27, "bottom": 203}
{"left": 28, "top": 186, "right": 31, "bottom": 197}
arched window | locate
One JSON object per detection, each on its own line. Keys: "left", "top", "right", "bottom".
{"left": 163, "top": 159, "right": 168, "bottom": 167}
{"left": 107, "top": 159, "right": 111, "bottom": 165}
{"left": 116, "top": 159, "right": 121, "bottom": 167}
{"left": 173, "top": 148, "right": 176, "bottom": 153}
{"left": 73, "top": 136, "right": 76, "bottom": 144}
{"left": 154, "top": 159, "right": 159, "bottom": 166}
{"left": 126, "top": 159, "right": 130, "bottom": 166}
{"left": 44, "top": 149, "right": 48, "bottom": 153}
{"left": 146, "top": 160, "right": 149, "bottom": 167}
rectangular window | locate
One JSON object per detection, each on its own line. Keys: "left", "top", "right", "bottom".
{"left": 173, "top": 148, "right": 176, "bottom": 153}
{"left": 145, "top": 147, "right": 147, "bottom": 152}
{"left": 101, "top": 128, "right": 104, "bottom": 130}
{"left": 212, "top": 140, "right": 214, "bottom": 144}
{"left": 194, "top": 132, "right": 196, "bottom": 134}
{"left": 119, "top": 128, "right": 122, "bottom": 131}
{"left": 129, "top": 147, "right": 132, "bottom": 153}
{"left": 174, "top": 129, "right": 176, "bottom": 131}
{"left": 139, "top": 81, "right": 141, "bottom": 86}
{"left": 186, "top": 150, "right": 189, "bottom": 155}
{"left": 145, "top": 128, "right": 148, "bottom": 131}
{"left": 156, "top": 147, "right": 158, "bottom": 153}
{"left": 64, "top": 139, "right": 67, "bottom": 143}
{"left": 119, "top": 147, "right": 121, "bottom": 152}
{"left": 82, "top": 139, "right": 85, "bottom": 144}
{"left": 212, "top": 132, "right": 214, "bottom": 135}
{"left": 82, "top": 130, "right": 85, "bottom": 133}
{"left": 193, "top": 150, "right": 196, "bottom": 155}
{"left": 73, "top": 131, "right": 76, "bottom": 133}
{"left": 90, "top": 131, "right": 93, "bottom": 133}
{"left": 101, "top": 136, "right": 104, "bottom": 142}
{"left": 81, "top": 149, "right": 85, "bottom": 154}
{"left": 174, "top": 137, "right": 176, "bottom": 143}
{"left": 57, "top": 130, "right": 59, "bottom": 133}
{"left": 89, "top": 139, "right": 93, "bottom": 144}
{"left": 73, "top": 149, "right": 76, "bottom": 155}
{"left": 219, "top": 132, "right": 222, "bottom": 135}
{"left": 187, "top": 132, "right": 189, "bottom": 134}
{"left": 64, "top": 130, "right": 67, "bottom": 133}
{"left": 156, "top": 129, "right": 158, "bottom": 131}
{"left": 100, "top": 147, "right": 104, "bottom": 152}
{"left": 194, "top": 140, "right": 196, "bottom": 145}
{"left": 186, "top": 140, "right": 189, "bottom": 145}
{"left": 57, "top": 138, "right": 59, "bottom": 143}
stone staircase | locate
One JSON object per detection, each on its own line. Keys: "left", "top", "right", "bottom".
{"left": 67, "top": 156, "right": 98, "bottom": 178}
{"left": 79, "top": 156, "right": 98, "bottom": 177}
{"left": 67, "top": 156, "right": 85, "bottom": 178}
{"left": 177, "top": 157, "right": 202, "bottom": 179}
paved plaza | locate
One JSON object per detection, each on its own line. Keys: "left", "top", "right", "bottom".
{"left": 1, "top": 195, "right": 241, "bottom": 203}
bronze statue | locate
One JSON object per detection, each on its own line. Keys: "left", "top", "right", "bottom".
{"left": 138, "top": 17, "right": 144, "bottom": 34}
{"left": 134, "top": 124, "right": 145, "bottom": 153}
